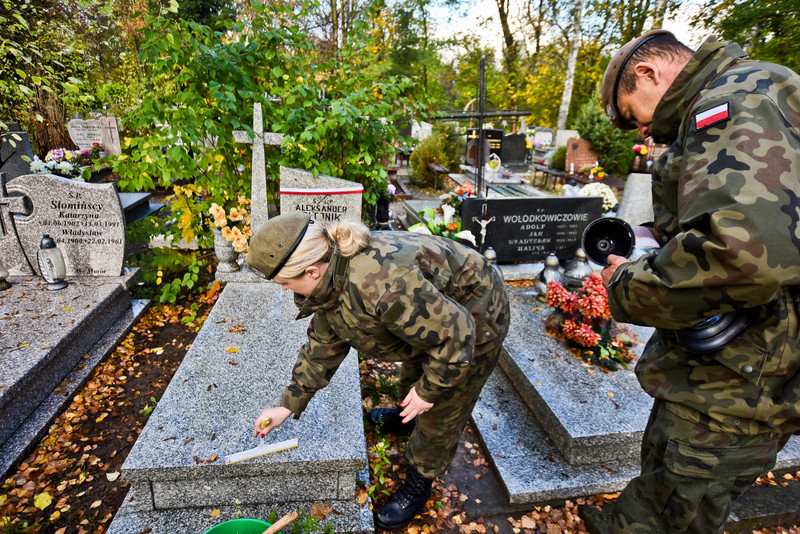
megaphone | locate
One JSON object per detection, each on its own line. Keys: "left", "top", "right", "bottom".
{"left": 581, "top": 217, "right": 635, "bottom": 265}
{"left": 582, "top": 217, "right": 753, "bottom": 353}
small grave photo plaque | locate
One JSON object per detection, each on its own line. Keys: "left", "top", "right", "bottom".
{"left": 462, "top": 196, "right": 603, "bottom": 263}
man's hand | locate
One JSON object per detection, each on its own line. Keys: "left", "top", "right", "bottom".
{"left": 399, "top": 387, "right": 434, "bottom": 424}
{"left": 601, "top": 254, "right": 631, "bottom": 287}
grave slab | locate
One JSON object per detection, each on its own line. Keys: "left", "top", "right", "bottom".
{"left": 473, "top": 284, "right": 800, "bottom": 505}
{"left": 111, "top": 282, "right": 371, "bottom": 533}
{"left": 0, "top": 270, "right": 144, "bottom": 477}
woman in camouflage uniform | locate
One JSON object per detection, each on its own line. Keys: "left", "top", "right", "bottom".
{"left": 246, "top": 213, "right": 510, "bottom": 530}
{"left": 600, "top": 30, "right": 800, "bottom": 533}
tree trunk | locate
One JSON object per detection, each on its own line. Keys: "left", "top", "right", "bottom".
{"left": 557, "top": 0, "right": 583, "bottom": 131}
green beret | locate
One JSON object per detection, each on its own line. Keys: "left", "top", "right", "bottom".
{"left": 247, "top": 213, "right": 313, "bottom": 279}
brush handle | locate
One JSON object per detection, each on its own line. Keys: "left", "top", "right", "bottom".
{"left": 261, "top": 511, "right": 298, "bottom": 534}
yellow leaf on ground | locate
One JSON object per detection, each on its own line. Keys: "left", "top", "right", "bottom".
{"left": 152, "top": 347, "right": 164, "bottom": 355}
{"left": 106, "top": 471, "right": 120, "bottom": 482}
{"left": 90, "top": 500, "right": 102, "bottom": 508}
{"left": 210, "top": 509, "right": 221, "bottom": 517}
{"left": 607, "top": 392, "right": 615, "bottom": 397}
{"left": 50, "top": 510, "right": 61, "bottom": 521}
{"left": 0, "top": 495, "right": 6, "bottom": 506}
{"left": 224, "top": 347, "right": 239, "bottom": 353}
{"left": 34, "top": 492, "right": 52, "bottom": 510}
{"left": 96, "top": 413, "right": 107, "bottom": 423}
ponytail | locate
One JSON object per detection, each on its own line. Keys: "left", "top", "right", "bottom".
{"left": 276, "top": 218, "right": 370, "bottom": 279}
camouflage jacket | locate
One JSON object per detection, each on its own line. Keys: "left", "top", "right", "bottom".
{"left": 280, "top": 232, "right": 510, "bottom": 417}
{"left": 607, "top": 37, "right": 800, "bottom": 435}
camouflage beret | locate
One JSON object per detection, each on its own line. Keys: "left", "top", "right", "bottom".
{"left": 247, "top": 213, "right": 313, "bottom": 279}
{"left": 601, "top": 29, "right": 673, "bottom": 130}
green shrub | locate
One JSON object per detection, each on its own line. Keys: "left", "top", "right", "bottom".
{"left": 550, "top": 146, "right": 567, "bottom": 171}
{"left": 410, "top": 133, "right": 447, "bottom": 189}
{"left": 574, "top": 87, "right": 638, "bottom": 176}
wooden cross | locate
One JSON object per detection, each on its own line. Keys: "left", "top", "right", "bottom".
{"left": 233, "top": 103, "right": 283, "bottom": 237}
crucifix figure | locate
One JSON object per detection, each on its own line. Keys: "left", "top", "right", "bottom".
{"left": 0, "top": 173, "right": 34, "bottom": 274}
{"left": 472, "top": 203, "right": 495, "bottom": 251}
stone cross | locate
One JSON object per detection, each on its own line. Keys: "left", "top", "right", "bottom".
{"left": 233, "top": 103, "right": 283, "bottom": 237}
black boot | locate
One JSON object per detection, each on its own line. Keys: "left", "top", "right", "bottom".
{"left": 374, "top": 467, "right": 433, "bottom": 530}
{"left": 366, "top": 407, "right": 415, "bottom": 435}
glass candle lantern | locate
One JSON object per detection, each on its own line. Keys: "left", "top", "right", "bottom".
{"left": 37, "top": 235, "right": 68, "bottom": 290}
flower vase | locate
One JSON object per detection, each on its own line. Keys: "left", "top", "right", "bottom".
{"left": 213, "top": 228, "right": 239, "bottom": 273}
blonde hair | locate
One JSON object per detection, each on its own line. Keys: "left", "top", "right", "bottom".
{"left": 277, "top": 219, "right": 370, "bottom": 279}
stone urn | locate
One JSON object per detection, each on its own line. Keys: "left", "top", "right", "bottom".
{"left": 213, "top": 228, "right": 239, "bottom": 273}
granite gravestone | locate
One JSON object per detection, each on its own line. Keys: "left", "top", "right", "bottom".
{"left": 462, "top": 196, "right": 603, "bottom": 262}
{"left": 566, "top": 138, "right": 599, "bottom": 173}
{"left": 280, "top": 167, "right": 363, "bottom": 222}
{"left": 555, "top": 129, "right": 578, "bottom": 147}
{"left": 67, "top": 118, "right": 104, "bottom": 150}
{"left": 616, "top": 173, "right": 654, "bottom": 226}
{"left": 533, "top": 127, "right": 555, "bottom": 147}
{"left": 0, "top": 123, "right": 34, "bottom": 181}
{"left": 501, "top": 133, "right": 528, "bottom": 164}
{"left": 467, "top": 128, "right": 503, "bottom": 159}
{"left": 2, "top": 173, "right": 125, "bottom": 277}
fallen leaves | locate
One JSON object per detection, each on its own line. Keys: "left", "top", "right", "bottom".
{"left": 33, "top": 492, "right": 52, "bottom": 510}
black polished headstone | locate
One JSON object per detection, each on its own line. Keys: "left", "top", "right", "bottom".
{"left": 0, "top": 122, "right": 34, "bottom": 182}
{"left": 501, "top": 133, "right": 527, "bottom": 164}
{"left": 466, "top": 128, "right": 503, "bottom": 159}
{"left": 462, "top": 197, "right": 603, "bottom": 263}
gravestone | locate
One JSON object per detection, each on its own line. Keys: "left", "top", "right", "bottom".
{"left": 467, "top": 128, "right": 503, "bottom": 159}
{"left": 565, "top": 138, "right": 599, "bottom": 173}
{"left": 501, "top": 133, "right": 527, "bottom": 164}
{"left": 533, "top": 126, "right": 554, "bottom": 147}
{"left": 280, "top": 167, "right": 363, "bottom": 222}
{"left": 2, "top": 173, "right": 125, "bottom": 277}
{"left": 411, "top": 120, "right": 433, "bottom": 141}
{"left": 67, "top": 118, "right": 104, "bottom": 150}
{"left": 461, "top": 196, "right": 602, "bottom": 262}
{"left": 616, "top": 173, "right": 654, "bottom": 226}
{"left": 98, "top": 116, "right": 122, "bottom": 155}
{"left": 555, "top": 129, "right": 578, "bottom": 147}
{"left": 0, "top": 122, "right": 34, "bottom": 181}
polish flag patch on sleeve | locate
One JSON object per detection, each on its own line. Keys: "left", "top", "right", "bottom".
{"left": 694, "top": 103, "right": 731, "bottom": 130}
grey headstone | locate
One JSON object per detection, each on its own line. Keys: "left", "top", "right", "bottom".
{"left": 616, "top": 173, "right": 654, "bottom": 226}
{"left": 554, "top": 129, "right": 578, "bottom": 147}
{"left": 98, "top": 116, "right": 122, "bottom": 155}
{"left": 67, "top": 119, "right": 104, "bottom": 150}
{"left": 280, "top": 167, "right": 363, "bottom": 222}
{"left": 501, "top": 133, "right": 527, "bottom": 164}
{"left": 533, "top": 126, "right": 554, "bottom": 147}
{"left": 0, "top": 124, "right": 34, "bottom": 181}
{"left": 4, "top": 174, "right": 125, "bottom": 276}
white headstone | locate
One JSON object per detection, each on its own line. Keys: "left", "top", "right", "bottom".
{"left": 555, "top": 129, "right": 578, "bottom": 147}
{"left": 280, "top": 167, "right": 363, "bottom": 222}
{"left": 4, "top": 173, "right": 126, "bottom": 276}
{"left": 67, "top": 119, "right": 104, "bottom": 150}
{"left": 411, "top": 120, "right": 433, "bottom": 141}
{"left": 533, "top": 127, "right": 555, "bottom": 147}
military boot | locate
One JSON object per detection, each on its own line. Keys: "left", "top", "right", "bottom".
{"left": 374, "top": 467, "right": 433, "bottom": 530}
{"left": 366, "top": 407, "right": 414, "bottom": 435}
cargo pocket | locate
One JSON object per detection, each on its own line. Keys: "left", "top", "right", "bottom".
{"left": 659, "top": 436, "right": 779, "bottom": 531}
{"left": 711, "top": 334, "right": 769, "bottom": 385}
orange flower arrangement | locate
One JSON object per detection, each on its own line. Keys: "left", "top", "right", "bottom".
{"left": 544, "top": 273, "right": 634, "bottom": 371}
{"left": 209, "top": 196, "right": 252, "bottom": 253}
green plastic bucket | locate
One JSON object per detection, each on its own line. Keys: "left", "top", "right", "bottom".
{"left": 203, "top": 518, "right": 273, "bottom": 534}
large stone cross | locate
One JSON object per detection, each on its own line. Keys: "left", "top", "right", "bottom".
{"left": 0, "top": 173, "right": 34, "bottom": 274}
{"left": 233, "top": 103, "right": 283, "bottom": 237}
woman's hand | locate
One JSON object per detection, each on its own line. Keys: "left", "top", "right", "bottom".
{"left": 253, "top": 406, "right": 293, "bottom": 438}
{"left": 399, "top": 387, "right": 434, "bottom": 424}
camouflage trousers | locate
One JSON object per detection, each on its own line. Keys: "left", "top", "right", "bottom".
{"left": 397, "top": 331, "right": 506, "bottom": 479}
{"left": 609, "top": 399, "right": 790, "bottom": 534}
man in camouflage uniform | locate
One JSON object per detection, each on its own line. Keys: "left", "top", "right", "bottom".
{"left": 247, "top": 218, "right": 510, "bottom": 530}
{"left": 599, "top": 30, "right": 800, "bottom": 532}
